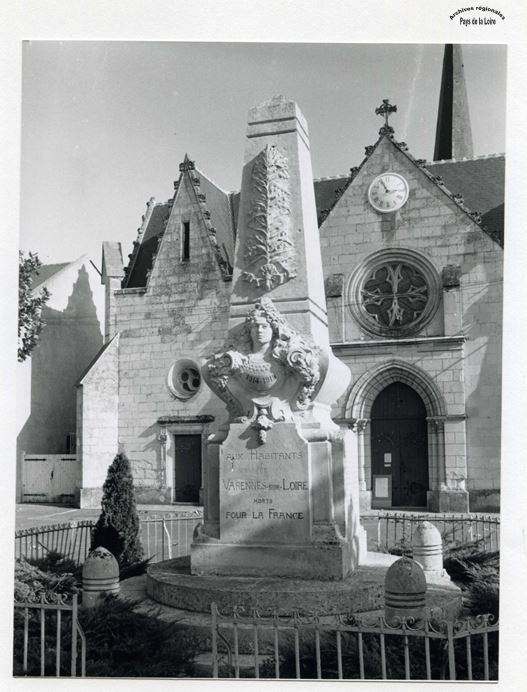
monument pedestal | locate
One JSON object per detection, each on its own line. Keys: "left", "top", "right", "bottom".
{"left": 146, "top": 554, "right": 462, "bottom": 618}
{"left": 192, "top": 420, "right": 366, "bottom": 579}
{"left": 191, "top": 542, "right": 355, "bottom": 580}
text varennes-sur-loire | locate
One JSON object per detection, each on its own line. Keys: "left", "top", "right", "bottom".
{"left": 225, "top": 450, "right": 303, "bottom": 463}
{"left": 222, "top": 478, "right": 308, "bottom": 491}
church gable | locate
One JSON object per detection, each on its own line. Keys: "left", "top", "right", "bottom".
{"left": 123, "top": 159, "right": 233, "bottom": 292}
{"left": 320, "top": 129, "right": 502, "bottom": 344}
{"left": 145, "top": 159, "right": 232, "bottom": 294}
{"left": 323, "top": 133, "right": 500, "bottom": 250}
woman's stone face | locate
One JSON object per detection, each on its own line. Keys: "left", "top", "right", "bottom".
{"left": 250, "top": 318, "right": 273, "bottom": 347}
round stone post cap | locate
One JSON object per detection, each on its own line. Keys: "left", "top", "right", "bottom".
{"left": 413, "top": 521, "right": 442, "bottom": 546}
{"left": 385, "top": 555, "right": 427, "bottom": 594}
{"left": 82, "top": 546, "right": 119, "bottom": 579}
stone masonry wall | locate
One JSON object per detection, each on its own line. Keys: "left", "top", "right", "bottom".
{"left": 77, "top": 334, "right": 120, "bottom": 507}
{"left": 320, "top": 137, "right": 503, "bottom": 507}
{"left": 113, "top": 174, "right": 231, "bottom": 499}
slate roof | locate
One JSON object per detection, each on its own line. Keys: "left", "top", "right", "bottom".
{"left": 314, "top": 176, "right": 350, "bottom": 226}
{"left": 121, "top": 153, "right": 505, "bottom": 288}
{"left": 123, "top": 166, "right": 234, "bottom": 289}
{"left": 124, "top": 203, "right": 171, "bottom": 288}
{"left": 426, "top": 155, "right": 505, "bottom": 244}
{"left": 198, "top": 172, "right": 235, "bottom": 266}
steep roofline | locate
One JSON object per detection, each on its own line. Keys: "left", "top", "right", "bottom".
{"left": 313, "top": 174, "right": 350, "bottom": 183}
{"left": 175, "top": 156, "right": 232, "bottom": 282}
{"left": 428, "top": 152, "right": 505, "bottom": 165}
{"left": 122, "top": 197, "right": 159, "bottom": 288}
{"left": 329, "top": 131, "right": 503, "bottom": 247}
{"left": 77, "top": 332, "right": 119, "bottom": 386}
{"left": 194, "top": 166, "right": 232, "bottom": 196}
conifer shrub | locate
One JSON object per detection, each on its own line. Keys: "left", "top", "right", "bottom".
{"left": 78, "top": 596, "right": 200, "bottom": 677}
{"left": 14, "top": 557, "right": 78, "bottom": 602}
{"left": 443, "top": 544, "right": 499, "bottom": 617}
{"left": 91, "top": 452, "right": 144, "bottom": 570}
{"left": 28, "top": 550, "right": 82, "bottom": 581}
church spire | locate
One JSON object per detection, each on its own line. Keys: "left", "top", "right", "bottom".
{"left": 433, "top": 44, "right": 474, "bottom": 161}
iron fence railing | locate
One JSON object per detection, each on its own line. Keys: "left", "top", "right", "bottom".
{"left": 361, "top": 511, "right": 500, "bottom": 553}
{"left": 14, "top": 521, "right": 95, "bottom": 565}
{"left": 210, "top": 604, "right": 498, "bottom": 680}
{"left": 13, "top": 593, "right": 86, "bottom": 677}
{"left": 14, "top": 510, "right": 499, "bottom": 567}
{"left": 15, "top": 513, "right": 203, "bottom": 566}
{"left": 139, "top": 512, "right": 203, "bottom": 562}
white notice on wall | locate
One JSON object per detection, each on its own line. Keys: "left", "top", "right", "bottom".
{"left": 375, "top": 477, "right": 389, "bottom": 498}
{"left": 384, "top": 453, "right": 392, "bottom": 467}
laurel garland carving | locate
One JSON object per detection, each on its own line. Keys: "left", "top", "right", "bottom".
{"left": 242, "top": 145, "right": 296, "bottom": 290}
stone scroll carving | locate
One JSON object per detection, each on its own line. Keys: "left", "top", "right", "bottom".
{"left": 203, "top": 297, "right": 321, "bottom": 435}
{"left": 242, "top": 145, "right": 297, "bottom": 291}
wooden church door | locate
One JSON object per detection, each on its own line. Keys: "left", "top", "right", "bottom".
{"left": 371, "top": 382, "right": 429, "bottom": 508}
{"left": 173, "top": 435, "right": 202, "bottom": 503}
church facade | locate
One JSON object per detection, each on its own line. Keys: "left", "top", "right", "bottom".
{"left": 77, "top": 48, "right": 503, "bottom": 513}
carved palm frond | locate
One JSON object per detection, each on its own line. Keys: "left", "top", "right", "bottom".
{"left": 243, "top": 144, "right": 297, "bottom": 290}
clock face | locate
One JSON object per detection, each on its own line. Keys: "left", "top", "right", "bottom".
{"left": 368, "top": 172, "right": 409, "bottom": 213}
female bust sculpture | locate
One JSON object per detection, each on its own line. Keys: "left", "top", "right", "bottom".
{"left": 204, "top": 297, "right": 322, "bottom": 419}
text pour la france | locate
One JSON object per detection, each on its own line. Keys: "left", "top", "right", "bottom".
{"left": 225, "top": 509, "right": 305, "bottom": 520}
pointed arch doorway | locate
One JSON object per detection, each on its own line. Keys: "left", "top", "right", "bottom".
{"left": 371, "top": 382, "right": 429, "bottom": 508}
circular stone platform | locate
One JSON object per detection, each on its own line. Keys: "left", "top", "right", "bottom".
{"left": 146, "top": 554, "right": 461, "bottom": 618}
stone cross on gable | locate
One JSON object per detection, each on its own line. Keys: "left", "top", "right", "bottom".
{"left": 375, "top": 99, "right": 397, "bottom": 136}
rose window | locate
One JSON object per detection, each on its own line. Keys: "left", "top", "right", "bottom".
{"left": 167, "top": 359, "right": 202, "bottom": 399}
{"left": 348, "top": 250, "right": 440, "bottom": 338}
{"left": 361, "top": 263, "right": 429, "bottom": 329}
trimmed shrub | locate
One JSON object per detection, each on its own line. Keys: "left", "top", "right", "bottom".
{"left": 91, "top": 453, "right": 144, "bottom": 569}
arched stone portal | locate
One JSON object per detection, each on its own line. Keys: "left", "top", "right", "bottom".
{"left": 371, "top": 382, "right": 428, "bottom": 508}
{"left": 345, "top": 360, "right": 452, "bottom": 511}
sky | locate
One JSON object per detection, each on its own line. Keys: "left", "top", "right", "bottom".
{"left": 19, "top": 42, "right": 506, "bottom": 267}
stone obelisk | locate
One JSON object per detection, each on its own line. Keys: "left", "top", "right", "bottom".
{"left": 191, "top": 96, "right": 365, "bottom": 579}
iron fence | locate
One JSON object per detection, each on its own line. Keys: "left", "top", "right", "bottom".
{"left": 362, "top": 511, "right": 500, "bottom": 553}
{"left": 14, "top": 521, "right": 94, "bottom": 565}
{"left": 14, "top": 510, "right": 498, "bottom": 567}
{"left": 13, "top": 593, "right": 86, "bottom": 677}
{"left": 15, "top": 513, "right": 203, "bottom": 566}
{"left": 210, "top": 604, "right": 498, "bottom": 680}
{"left": 139, "top": 512, "right": 203, "bottom": 562}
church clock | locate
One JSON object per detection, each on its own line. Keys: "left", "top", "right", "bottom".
{"left": 368, "top": 172, "right": 409, "bottom": 213}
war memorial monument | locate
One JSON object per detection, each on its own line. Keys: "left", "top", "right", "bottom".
{"left": 146, "top": 96, "right": 459, "bottom": 615}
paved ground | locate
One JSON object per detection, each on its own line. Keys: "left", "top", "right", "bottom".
{"left": 15, "top": 503, "right": 202, "bottom": 531}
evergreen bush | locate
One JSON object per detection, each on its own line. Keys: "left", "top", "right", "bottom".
{"left": 91, "top": 452, "right": 144, "bottom": 569}
{"left": 14, "top": 590, "right": 200, "bottom": 677}
{"left": 79, "top": 596, "right": 199, "bottom": 677}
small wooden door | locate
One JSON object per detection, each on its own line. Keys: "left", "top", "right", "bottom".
{"left": 371, "top": 382, "right": 429, "bottom": 507}
{"left": 173, "top": 435, "right": 202, "bottom": 503}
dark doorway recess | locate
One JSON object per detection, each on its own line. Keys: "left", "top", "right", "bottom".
{"left": 371, "top": 382, "right": 429, "bottom": 508}
{"left": 174, "top": 435, "right": 202, "bottom": 503}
